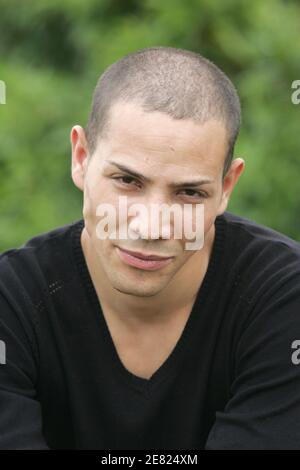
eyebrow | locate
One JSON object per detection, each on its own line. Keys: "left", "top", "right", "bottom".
{"left": 106, "top": 160, "right": 214, "bottom": 187}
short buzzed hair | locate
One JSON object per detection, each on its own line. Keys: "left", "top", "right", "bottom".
{"left": 85, "top": 46, "right": 241, "bottom": 179}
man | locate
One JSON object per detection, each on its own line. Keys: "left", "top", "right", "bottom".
{"left": 0, "top": 46, "right": 300, "bottom": 450}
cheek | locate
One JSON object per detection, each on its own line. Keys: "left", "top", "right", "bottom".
{"left": 93, "top": 237, "right": 112, "bottom": 259}
{"left": 84, "top": 180, "right": 115, "bottom": 219}
{"left": 179, "top": 204, "right": 208, "bottom": 241}
{"left": 178, "top": 206, "right": 215, "bottom": 254}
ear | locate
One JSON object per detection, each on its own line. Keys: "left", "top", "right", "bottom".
{"left": 70, "top": 125, "right": 89, "bottom": 191}
{"left": 216, "top": 158, "right": 245, "bottom": 216}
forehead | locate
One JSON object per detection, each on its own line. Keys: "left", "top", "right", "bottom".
{"left": 98, "top": 101, "right": 228, "bottom": 175}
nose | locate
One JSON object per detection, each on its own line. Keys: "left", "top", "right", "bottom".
{"left": 127, "top": 196, "right": 174, "bottom": 241}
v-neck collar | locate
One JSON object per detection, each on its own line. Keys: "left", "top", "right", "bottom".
{"left": 71, "top": 214, "right": 227, "bottom": 394}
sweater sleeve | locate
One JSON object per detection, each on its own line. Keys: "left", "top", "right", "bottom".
{"left": 0, "top": 290, "right": 50, "bottom": 449}
{"left": 205, "top": 273, "right": 300, "bottom": 450}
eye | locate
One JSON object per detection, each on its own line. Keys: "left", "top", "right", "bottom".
{"left": 178, "top": 189, "right": 208, "bottom": 199}
{"left": 112, "top": 175, "right": 140, "bottom": 187}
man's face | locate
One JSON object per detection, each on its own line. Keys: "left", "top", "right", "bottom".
{"left": 72, "top": 101, "right": 244, "bottom": 297}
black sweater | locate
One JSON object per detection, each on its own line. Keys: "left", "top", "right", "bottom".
{"left": 0, "top": 211, "right": 300, "bottom": 450}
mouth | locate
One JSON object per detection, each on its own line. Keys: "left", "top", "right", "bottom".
{"left": 116, "top": 247, "right": 174, "bottom": 271}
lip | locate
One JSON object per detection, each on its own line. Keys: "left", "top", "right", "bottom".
{"left": 116, "top": 247, "right": 174, "bottom": 271}
{"left": 117, "top": 247, "right": 172, "bottom": 261}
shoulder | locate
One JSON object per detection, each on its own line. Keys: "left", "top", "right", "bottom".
{"left": 220, "top": 211, "right": 300, "bottom": 289}
{"left": 0, "top": 218, "right": 83, "bottom": 271}
{"left": 0, "top": 219, "right": 83, "bottom": 318}
{"left": 218, "top": 212, "right": 300, "bottom": 347}
{"left": 221, "top": 210, "right": 300, "bottom": 252}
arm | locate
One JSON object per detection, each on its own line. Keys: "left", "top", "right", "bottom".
{"left": 0, "top": 291, "right": 50, "bottom": 449}
{"left": 206, "top": 274, "right": 300, "bottom": 450}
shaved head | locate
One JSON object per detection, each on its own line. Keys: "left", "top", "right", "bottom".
{"left": 85, "top": 46, "right": 241, "bottom": 179}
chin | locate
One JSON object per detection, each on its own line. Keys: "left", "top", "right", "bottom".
{"left": 111, "top": 278, "right": 167, "bottom": 297}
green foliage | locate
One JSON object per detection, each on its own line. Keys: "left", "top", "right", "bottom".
{"left": 0, "top": 0, "right": 299, "bottom": 249}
